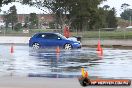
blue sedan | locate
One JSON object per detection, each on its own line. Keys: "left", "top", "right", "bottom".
{"left": 29, "top": 33, "right": 81, "bottom": 50}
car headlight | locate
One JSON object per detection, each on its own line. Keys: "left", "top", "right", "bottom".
{"left": 73, "top": 42, "right": 79, "bottom": 44}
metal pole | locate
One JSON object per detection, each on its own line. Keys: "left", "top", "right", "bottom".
{"left": 124, "top": 29, "right": 126, "bottom": 39}
{"left": 99, "top": 28, "right": 100, "bottom": 40}
{"left": 130, "top": 16, "right": 131, "bottom": 26}
{"left": 4, "top": 28, "right": 5, "bottom": 36}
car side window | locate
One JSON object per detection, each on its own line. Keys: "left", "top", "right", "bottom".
{"left": 36, "top": 34, "right": 45, "bottom": 38}
{"left": 44, "top": 34, "right": 59, "bottom": 39}
{"left": 41, "top": 34, "right": 45, "bottom": 38}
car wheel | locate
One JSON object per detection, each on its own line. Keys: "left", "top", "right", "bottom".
{"left": 32, "top": 43, "right": 40, "bottom": 49}
{"left": 64, "top": 43, "right": 72, "bottom": 50}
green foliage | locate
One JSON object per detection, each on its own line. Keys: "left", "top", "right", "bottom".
{"left": 29, "top": 13, "right": 38, "bottom": 29}
{"left": 0, "top": 0, "right": 2, "bottom": 6}
{"left": 0, "top": 0, "right": 33, "bottom": 7}
{"left": 106, "top": 8, "right": 118, "bottom": 28}
{"left": 3, "top": 11, "right": 10, "bottom": 28}
{"left": 120, "top": 9, "right": 132, "bottom": 20}
{"left": 68, "top": 0, "right": 107, "bottom": 30}
{"left": 2, "top": 0, "right": 118, "bottom": 31}
{"left": 49, "top": 22, "right": 55, "bottom": 29}
{"left": 3, "top": 5, "right": 18, "bottom": 30}
{"left": 26, "top": 0, "right": 107, "bottom": 30}
{"left": 22, "top": 0, "right": 32, "bottom": 5}
{"left": 23, "top": 16, "right": 29, "bottom": 28}
{"left": 14, "top": 23, "right": 22, "bottom": 31}
{"left": 24, "top": 16, "right": 29, "bottom": 24}
{"left": 0, "top": 0, "right": 13, "bottom": 7}
{"left": 103, "top": 5, "right": 110, "bottom": 10}
{"left": 121, "top": 3, "right": 130, "bottom": 10}
{"left": 97, "top": 8, "right": 108, "bottom": 28}
{"left": 120, "top": 3, "right": 131, "bottom": 21}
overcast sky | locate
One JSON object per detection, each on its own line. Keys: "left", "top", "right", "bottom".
{"left": 0, "top": 2, "right": 48, "bottom": 14}
{"left": 0, "top": 0, "right": 132, "bottom": 17}
{"left": 101, "top": 0, "right": 132, "bottom": 17}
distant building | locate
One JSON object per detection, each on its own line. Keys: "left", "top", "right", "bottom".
{"left": 17, "top": 14, "right": 54, "bottom": 23}
{"left": 0, "top": 15, "right": 5, "bottom": 27}
{"left": 0, "top": 14, "right": 54, "bottom": 28}
{"left": 0, "top": 20, "right": 5, "bottom": 27}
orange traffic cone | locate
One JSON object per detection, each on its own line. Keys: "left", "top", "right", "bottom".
{"left": 56, "top": 46, "right": 60, "bottom": 53}
{"left": 10, "top": 44, "right": 14, "bottom": 53}
{"left": 96, "top": 40, "right": 101, "bottom": 51}
{"left": 97, "top": 48, "right": 103, "bottom": 59}
{"left": 96, "top": 40, "right": 103, "bottom": 58}
{"left": 85, "top": 71, "right": 89, "bottom": 78}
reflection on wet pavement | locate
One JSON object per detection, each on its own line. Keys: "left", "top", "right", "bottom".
{"left": 0, "top": 45, "right": 132, "bottom": 79}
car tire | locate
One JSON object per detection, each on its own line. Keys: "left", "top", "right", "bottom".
{"left": 64, "top": 43, "right": 72, "bottom": 50}
{"left": 32, "top": 43, "right": 40, "bottom": 49}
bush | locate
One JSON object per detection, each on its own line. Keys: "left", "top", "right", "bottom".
{"left": 101, "top": 28, "right": 117, "bottom": 31}
{"left": 14, "top": 23, "right": 22, "bottom": 31}
{"left": 49, "top": 22, "right": 55, "bottom": 29}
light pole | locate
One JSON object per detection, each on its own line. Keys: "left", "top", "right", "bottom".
{"left": 130, "top": 16, "right": 131, "bottom": 26}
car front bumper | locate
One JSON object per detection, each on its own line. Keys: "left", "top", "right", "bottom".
{"left": 72, "top": 43, "right": 82, "bottom": 49}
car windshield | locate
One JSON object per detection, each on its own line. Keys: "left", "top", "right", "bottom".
{"left": 56, "top": 33, "right": 67, "bottom": 40}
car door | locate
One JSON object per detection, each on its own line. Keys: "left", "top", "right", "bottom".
{"left": 36, "top": 33, "right": 47, "bottom": 47}
{"left": 43, "top": 34, "right": 63, "bottom": 47}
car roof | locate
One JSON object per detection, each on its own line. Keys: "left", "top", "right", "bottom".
{"left": 35, "top": 32, "right": 58, "bottom": 35}
{"left": 33, "top": 32, "right": 61, "bottom": 37}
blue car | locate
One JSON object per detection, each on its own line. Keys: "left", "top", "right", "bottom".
{"left": 29, "top": 33, "right": 81, "bottom": 50}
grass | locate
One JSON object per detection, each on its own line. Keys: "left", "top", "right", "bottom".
{"left": 0, "top": 28, "right": 61, "bottom": 36}
{"left": 0, "top": 28, "right": 132, "bottom": 39}
{"left": 72, "top": 31, "right": 132, "bottom": 39}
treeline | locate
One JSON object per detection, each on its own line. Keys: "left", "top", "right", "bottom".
{"left": 120, "top": 3, "right": 132, "bottom": 21}
{"left": 0, "top": 0, "right": 118, "bottom": 31}
{"left": 3, "top": 5, "right": 39, "bottom": 31}
{"left": 34, "top": 0, "right": 118, "bottom": 31}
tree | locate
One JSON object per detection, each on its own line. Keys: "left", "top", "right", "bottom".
{"left": 120, "top": 9, "right": 132, "bottom": 21}
{"left": 66, "top": 0, "right": 107, "bottom": 30}
{"left": 3, "top": 11, "right": 10, "bottom": 28}
{"left": 93, "top": 7, "right": 107, "bottom": 29}
{"left": 29, "top": 13, "right": 38, "bottom": 29}
{"left": 0, "top": 0, "right": 13, "bottom": 6}
{"left": 1, "top": 0, "right": 109, "bottom": 30}
{"left": 23, "top": 16, "right": 29, "bottom": 28}
{"left": 120, "top": 3, "right": 130, "bottom": 21}
{"left": 121, "top": 3, "right": 130, "bottom": 11}
{"left": 8, "top": 5, "right": 18, "bottom": 30}
{"left": 20, "top": 0, "right": 107, "bottom": 30}
{"left": 0, "top": 0, "right": 2, "bottom": 6}
{"left": 0, "top": 0, "right": 32, "bottom": 6}
{"left": 14, "top": 23, "right": 22, "bottom": 31}
{"left": 103, "top": 5, "right": 110, "bottom": 10}
{"left": 106, "top": 8, "right": 117, "bottom": 28}
{"left": 3, "top": 5, "right": 18, "bottom": 30}
{"left": 22, "top": 0, "right": 32, "bottom": 4}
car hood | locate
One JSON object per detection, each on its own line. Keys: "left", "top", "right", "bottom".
{"left": 67, "top": 37, "right": 77, "bottom": 42}
{"left": 66, "top": 38, "right": 80, "bottom": 44}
